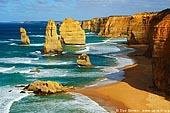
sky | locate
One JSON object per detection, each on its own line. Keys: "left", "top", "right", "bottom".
{"left": 0, "top": 0, "right": 170, "bottom": 22}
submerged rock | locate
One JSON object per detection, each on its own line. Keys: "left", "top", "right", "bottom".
{"left": 20, "top": 27, "right": 30, "bottom": 45}
{"left": 77, "top": 54, "right": 93, "bottom": 68}
{"left": 60, "top": 18, "right": 86, "bottom": 45}
{"left": 30, "top": 68, "right": 40, "bottom": 73}
{"left": 23, "top": 80, "right": 74, "bottom": 95}
{"left": 20, "top": 91, "right": 26, "bottom": 93}
{"left": 44, "top": 20, "right": 62, "bottom": 54}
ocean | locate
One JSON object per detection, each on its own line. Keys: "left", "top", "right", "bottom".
{"left": 0, "top": 21, "right": 134, "bottom": 113}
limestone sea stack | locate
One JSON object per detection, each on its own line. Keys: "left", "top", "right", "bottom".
{"left": 77, "top": 54, "right": 93, "bottom": 68}
{"left": 60, "top": 18, "right": 86, "bottom": 45}
{"left": 23, "top": 80, "right": 74, "bottom": 95}
{"left": 20, "top": 27, "right": 30, "bottom": 45}
{"left": 44, "top": 20, "right": 62, "bottom": 54}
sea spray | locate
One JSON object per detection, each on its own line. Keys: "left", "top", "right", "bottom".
{"left": 0, "top": 66, "right": 15, "bottom": 73}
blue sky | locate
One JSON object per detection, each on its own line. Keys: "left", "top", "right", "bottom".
{"left": 0, "top": 0, "right": 169, "bottom": 22}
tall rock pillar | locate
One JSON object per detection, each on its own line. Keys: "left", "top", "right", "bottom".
{"left": 44, "top": 20, "right": 62, "bottom": 54}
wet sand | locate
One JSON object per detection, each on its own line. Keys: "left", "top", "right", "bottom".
{"left": 76, "top": 45, "right": 170, "bottom": 113}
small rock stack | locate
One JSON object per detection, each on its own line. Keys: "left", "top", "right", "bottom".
{"left": 20, "top": 27, "right": 30, "bottom": 45}
{"left": 77, "top": 54, "right": 93, "bottom": 68}
{"left": 23, "top": 80, "right": 74, "bottom": 95}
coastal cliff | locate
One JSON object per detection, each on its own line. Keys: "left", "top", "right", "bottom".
{"left": 81, "top": 17, "right": 108, "bottom": 34}
{"left": 147, "top": 9, "right": 170, "bottom": 94}
{"left": 60, "top": 18, "right": 85, "bottom": 45}
{"left": 82, "top": 9, "right": 170, "bottom": 94}
{"left": 82, "top": 12, "right": 157, "bottom": 44}
{"left": 44, "top": 20, "right": 62, "bottom": 54}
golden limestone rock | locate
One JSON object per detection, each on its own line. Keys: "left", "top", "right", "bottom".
{"left": 81, "top": 20, "right": 91, "bottom": 30}
{"left": 60, "top": 18, "right": 85, "bottom": 45}
{"left": 81, "top": 12, "right": 157, "bottom": 44}
{"left": 77, "top": 54, "right": 93, "bottom": 68}
{"left": 23, "top": 80, "right": 74, "bottom": 95}
{"left": 20, "top": 27, "right": 30, "bottom": 45}
{"left": 147, "top": 9, "right": 170, "bottom": 94}
{"left": 44, "top": 20, "right": 62, "bottom": 54}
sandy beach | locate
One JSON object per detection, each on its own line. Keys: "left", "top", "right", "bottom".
{"left": 76, "top": 45, "right": 170, "bottom": 113}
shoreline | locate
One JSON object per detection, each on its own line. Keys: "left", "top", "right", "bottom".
{"left": 76, "top": 44, "right": 170, "bottom": 113}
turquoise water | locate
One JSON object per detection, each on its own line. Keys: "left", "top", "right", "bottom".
{"left": 0, "top": 22, "right": 134, "bottom": 113}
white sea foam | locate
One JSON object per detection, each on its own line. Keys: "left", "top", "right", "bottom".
{"left": 114, "top": 56, "right": 135, "bottom": 68}
{"left": 102, "top": 56, "right": 134, "bottom": 76}
{"left": 88, "top": 56, "right": 135, "bottom": 87}
{"left": 0, "top": 40, "right": 10, "bottom": 43}
{"left": 18, "top": 69, "right": 32, "bottom": 74}
{"left": 29, "top": 35, "right": 45, "bottom": 38}
{"left": 11, "top": 92, "right": 110, "bottom": 113}
{"left": 86, "top": 38, "right": 111, "bottom": 46}
{"left": 0, "top": 57, "right": 39, "bottom": 64}
{"left": 103, "top": 56, "right": 134, "bottom": 80}
{"left": 9, "top": 43, "right": 18, "bottom": 46}
{"left": 77, "top": 45, "right": 120, "bottom": 55}
{"left": 41, "top": 54, "right": 59, "bottom": 57}
{"left": 9, "top": 43, "right": 43, "bottom": 46}
{"left": 85, "top": 32, "right": 96, "bottom": 35}
{"left": 8, "top": 39, "right": 20, "bottom": 41}
{"left": 0, "top": 66, "right": 15, "bottom": 73}
{"left": 25, "top": 68, "right": 68, "bottom": 78}
{"left": 76, "top": 38, "right": 121, "bottom": 54}
{"left": 30, "top": 61, "right": 73, "bottom": 66}
{"left": 0, "top": 57, "right": 74, "bottom": 66}
{"left": 66, "top": 92, "right": 110, "bottom": 113}
{"left": 30, "top": 43, "right": 44, "bottom": 46}
{"left": 85, "top": 78, "right": 117, "bottom": 88}
{"left": 23, "top": 67, "right": 102, "bottom": 78}
{"left": 75, "top": 46, "right": 90, "bottom": 54}
{"left": 30, "top": 51, "right": 42, "bottom": 56}
{"left": 85, "top": 32, "right": 97, "bottom": 36}
{"left": 0, "top": 86, "right": 29, "bottom": 113}
{"left": 0, "top": 66, "right": 39, "bottom": 74}
{"left": 91, "top": 46, "right": 120, "bottom": 54}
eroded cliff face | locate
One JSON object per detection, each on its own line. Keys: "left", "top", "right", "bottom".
{"left": 60, "top": 18, "right": 85, "bottom": 45}
{"left": 147, "top": 9, "right": 170, "bottom": 94}
{"left": 44, "top": 20, "right": 62, "bottom": 54}
{"left": 82, "top": 9, "right": 170, "bottom": 94}
{"left": 82, "top": 17, "right": 108, "bottom": 33}
{"left": 128, "top": 13, "right": 156, "bottom": 44}
{"left": 81, "top": 20, "right": 91, "bottom": 30}
{"left": 81, "top": 12, "right": 157, "bottom": 44}
{"left": 98, "top": 16, "right": 130, "bottom": 37}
